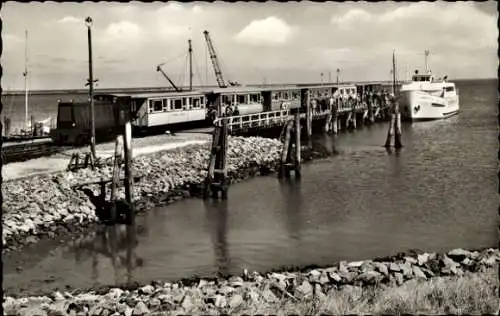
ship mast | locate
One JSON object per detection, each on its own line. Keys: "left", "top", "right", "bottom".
{"left": 424, "top": 49, "right": 430, "bottom": 73}
{"left": 188, "top": 39, "right": 193, "bottom": 91}
{"left": 392, "top": 49, "right": 397, "bottom": 96}
{"left": 23, "top": 30, "right": 29, "bottom": 130}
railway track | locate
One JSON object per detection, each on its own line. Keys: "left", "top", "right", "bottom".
{"left": 1, "top": 141, "right": 68, "bottom": 164}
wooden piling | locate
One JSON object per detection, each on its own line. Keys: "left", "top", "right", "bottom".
{"left": 324, "top": 113, "right": 332, "bottom": 133}
{"left": 279, "top": 121, "right": 293, "bottom": 178}
{"left": 305, "top": 90, "right": 312, "bottom": 142}
{"left": 351, "top": 100, "right": 357, "bottom": 129}
{"left": 394, "top": 100, "right": 403, "bottom": 148}
{"left": 204, "top": 119, "right": 229, "bottom": 199}
{"left": 294, "top": 112, "right": 301, "bottom": 178}
{"left": 123, "top": 122, "right": 135, "bottom": 225}
{"left": 368, "top": 96, "right": 375, "bottom": 124}
{"left": 279, "top": 111, "right": 301, "bottom": 179}
{"left": 384, "top": 113, "right": 396, "bottom": 147}
{"left": 4, "top": 117, "right": 11, "bottom": 136}
{"left": 332, "top": 105, "right": 339, "bottom": 135}
{"left": 346, "top": 112, "right": 352, "bottom": 131}
{"left": 30, "top": 115, "right": 35, "bottom": 135}
{"left": 110, "top": 135, "right": 123, "bottom": 223}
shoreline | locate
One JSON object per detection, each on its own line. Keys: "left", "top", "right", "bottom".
{"left": 3, "top": 248, "right": 499, "bottom": 315}
{"left": 2, "top": 136, "right": 330, "bottom": 253}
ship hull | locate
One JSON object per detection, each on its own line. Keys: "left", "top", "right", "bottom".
{"left": 399, "top": 90, "right": 459, "bottom": 121}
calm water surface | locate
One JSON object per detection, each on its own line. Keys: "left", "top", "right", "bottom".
{"left": 3, "top": 79, "right": 498, "bottom": 296}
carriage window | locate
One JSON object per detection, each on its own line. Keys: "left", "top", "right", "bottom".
{"left": 273, "top": 92, "right": 279, "bottom": 100}
{"left": 150, "top": 99, "right": 162, "bottom": 112}
{"left": 183, "top": 97, "right": 188, "bottom": 107}
{"left": 237, "top": 94, "right": 246, "bottom": 104}
{"left": 249, "top": 94, "right": 259, "bottom": 103}
{"left": 193, "top": 97, "right": 200, "bottom": 108}
{"left": 200, "top": 96, "right": 205, "bottom": 107}
{"left": 162, "top": 99, "right": 169, "bottom": 111}
{"left": 222, "top": 95, "right": 232, "bottom": 105}
{"left": 173, "top": 99, "right": 182, "bottom": 110}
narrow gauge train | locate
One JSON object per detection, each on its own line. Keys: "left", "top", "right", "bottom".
{"left": 52, "top": 83, "right": 382, "bottom": 146}
{"left": 51, "top": 97, "right": 134, "bottom": 145}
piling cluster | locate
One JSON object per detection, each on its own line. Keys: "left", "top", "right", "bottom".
{"left": 3, "top": 248, "right": 498, "bottom": 315}
{"left": 2, "top": 136, "right": 284, "bottom": 252}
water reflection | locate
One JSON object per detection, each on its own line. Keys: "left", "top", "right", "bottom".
{"left": 279, "top": 177, "right": 304, "bottom": 242}
{"left": 203, "top": 199, "right": 230, "bottom": 278}
{"left": 67, "top": 223, "right": 144, "bottom": 287}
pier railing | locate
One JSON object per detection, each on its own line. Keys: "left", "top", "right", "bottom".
{"left": 213, "top": 99, "right": 389, "bottom": 133}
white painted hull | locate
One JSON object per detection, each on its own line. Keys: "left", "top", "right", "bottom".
{"left": 399, "top": 90, "right": 459, "bottom": 121}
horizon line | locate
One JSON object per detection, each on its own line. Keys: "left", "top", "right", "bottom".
{"left": 1, "top": 76, "right": 496, "bottom": 94}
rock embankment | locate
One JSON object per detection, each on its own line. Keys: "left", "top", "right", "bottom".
{"left": 3, "top": 248, "right": 499, "bottom": 315}
{"left": 2, "top": 136, "right": 284, "bottom": 252}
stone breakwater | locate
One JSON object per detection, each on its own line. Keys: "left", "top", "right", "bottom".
{"left": 3, "top": 248, "right": 499, "bottom": 315}
{"left": 3, "top": 136, "right": 291, "bottom": 252}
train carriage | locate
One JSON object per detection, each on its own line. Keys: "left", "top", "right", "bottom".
{"left": 130, "top": 91, "right": 209, "bottom": 133}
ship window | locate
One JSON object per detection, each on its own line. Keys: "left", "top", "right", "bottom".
{"left": 445, "top": 87, "right": 454, "bottom": 92}
{"left": 173, "top": 99, "right": 182, "bottom": 110}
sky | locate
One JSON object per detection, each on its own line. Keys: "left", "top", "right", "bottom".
{"left": 1, "top": 1, "right": 498, "bottom": 90}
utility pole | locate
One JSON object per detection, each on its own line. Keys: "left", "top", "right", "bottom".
{"left": 23, "top": 30, "right": 29, "bottom": 130}
{"left": 189, "top": 39, "right": 193, "bottom": 91}
{"left": 336, "top": 68, "right": 340, "bottom": 85}
{"left": 85, "top": 16, "right": 96, "bottom": 161}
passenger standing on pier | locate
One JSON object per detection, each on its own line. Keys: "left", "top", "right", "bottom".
{"left": 232, "top": 105, "right": 240, "bottom": 116}
{"left": 225, "top": 104, "right": 233, "bottom": 117}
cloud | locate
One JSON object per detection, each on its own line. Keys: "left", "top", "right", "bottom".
{"left": 104, "top": 20, "right": 142, "bottom": 40}
{"left": 235, "top": 17, "right": 293, "bottom": 46}
{"left": 57, "top": 16, "right": 81, "bottom": 24}
{"left": 330, "top": 9, "right": 372, "bottom": 26}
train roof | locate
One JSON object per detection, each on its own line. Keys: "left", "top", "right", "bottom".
{"left": 95, "top": 90, "right": 209, "bottom": 99}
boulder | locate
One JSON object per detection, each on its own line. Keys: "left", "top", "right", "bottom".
{"left": 412, "top": 266, "right": 427, "bottom": 279}
{"left": 356, "top": 270, "right": 383, "bottom": 285}
{"left": 417, "top": 253, "right": 430, "bottom": 266}
{"left": 294, "top": 280, "right": 313, "bottom": 300}
{"left": 228, "top": 294, "right": 244, "bottom": 310}
{"left": 132, "top": 302, "right": 149, "bottom": 316}
{"left": 448, "top": 248, "right": 472, "bottom": 262}
{"left": 394, "top": 272, "right": 404, "bottom": 286}
{"left": 389, "top": 262, "right": 400, "bottom": 272}
{"left": 373, "top": 262, "right": 389, "bottom": 276}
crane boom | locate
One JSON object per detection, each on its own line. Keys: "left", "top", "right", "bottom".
{"left": 203, "top": 30, "right": 227, "bottom": 88}
{"left": 156, "top": 65, "right": 181, "bottom": 92}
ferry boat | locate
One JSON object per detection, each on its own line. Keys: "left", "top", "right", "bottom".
{"left": 399, "top": 52, "right": 459, "bottom": 121}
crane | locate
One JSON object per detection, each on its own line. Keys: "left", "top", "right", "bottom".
{"left": 203, "top": 30, "right": 240, "bottom": 88}
{"left": 156, "top": 63, "right": 181, "bottom": 92}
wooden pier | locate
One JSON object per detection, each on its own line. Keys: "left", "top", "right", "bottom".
{"left": 213, "top": 94, "right": 390, "bottom": 135}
